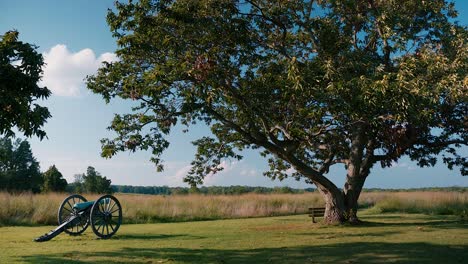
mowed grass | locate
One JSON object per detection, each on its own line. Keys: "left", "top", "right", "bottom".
{"left": 1, "top": 213, "right": 467, "bottom": 263}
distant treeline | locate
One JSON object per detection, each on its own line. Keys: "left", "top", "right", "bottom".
{"left": 1, "top": 137, "right": 113, "bottom": 194}
{"left": 111, "top": 185, "right": 468, "bottom": 195}
{"left": 362, "top": 187, "right": 468, "bottom": 192}
{"left": 111, "top": 185, "right": 316, "bottom": 195}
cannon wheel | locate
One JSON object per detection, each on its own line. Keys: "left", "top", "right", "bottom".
{"left": 90, "top": 194, "right": 122, "bottom": 239}
{"left": 58, "top": 194, "right": 89, "bottom": 235}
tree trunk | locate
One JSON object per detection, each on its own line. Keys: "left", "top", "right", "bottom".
{"left": 344, "top": 174, "right": 366, "bottom": 224}
{"left": 286, "top": 153, "right": 348, "bottom": 224}
{"left": 342, "top": 124, "right": 368, "bottom": 224}
{"left": 317, "top": 186, "right": 346, "bottom": 224}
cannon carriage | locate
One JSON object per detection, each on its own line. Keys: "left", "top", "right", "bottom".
{"left": 35, "top": 194, "right": 122, "bottom": 242}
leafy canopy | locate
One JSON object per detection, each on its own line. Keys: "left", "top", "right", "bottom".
{"left": 74, "top": 166, "right": 113, "bottom": 194}
{"left": 41, "top": 165, "right": 68, "bottom": 193}
{"left": 88, "top": 0, "right": 467, "bottom": 186}
{"left": 0, "top": 137, "right": 42, "bottom": 192}
{"left": 0, "top": 31, "right": 51, "bottom": 139}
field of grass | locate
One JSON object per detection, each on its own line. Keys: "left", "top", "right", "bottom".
{"left": 359, "top": 191, "right": 468, "bottom": 216}
{"left": 0, "top": 192, "right": 324, "bottom": 225}
{"left": 1, "top": 213, "right": 467, "bottom": 263}
{"left": 1, "top": 191, "right": 467, "bottom": 226}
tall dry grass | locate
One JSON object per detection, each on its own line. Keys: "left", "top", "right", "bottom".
{"left": 0, "top": 192, "right": 323, "bottom": 226}
{"left": 360, "top": 191, "right": 468, "bottom": 216}
{"left": 120, "top": 193, "right": 323, "bottom": 223}
{"left": 0, "top": 192, "right": 63, "bottom": 225}
{"left": 0, "top": 191, "right": 466, "bottom": 226}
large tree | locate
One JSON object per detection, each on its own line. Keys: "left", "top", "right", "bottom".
{"left": 87, "top": 0, "right": 467, "bottom": 224}
{"left": 41, "top": 165, "right": 68, "bottom": 193}
{"left": 73, "top": 166, "right": 113, "bottom": 194}
{"left": 0, "top": 30, "right": 51, "bottom": 139}
{"left": 0, "top": 137, "right": 42, "bottom": 192}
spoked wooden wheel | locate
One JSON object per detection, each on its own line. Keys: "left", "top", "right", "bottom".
{"left": 58, "top": 194, "right": 89, "bottom": 235}
{"left": 90, "top": 195, "right": 122, "bottom": 239}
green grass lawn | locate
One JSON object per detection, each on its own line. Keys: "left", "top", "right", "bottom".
{"left": 1, "top": 213, "right": 467, "bottom": 263}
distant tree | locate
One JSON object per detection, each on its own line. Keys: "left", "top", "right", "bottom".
{"left": 110, "top": 184, "right": 313, "bottom": 195}
{"left": 0, "top": 30, "right": 51, "bottom": 139}
{"left": 188, "top": 183, "right": 200, "bottom": 194}
{"left": 67, "top": 174, "right": 85, "bottom": 193}
{"left": 81, "top": 166, "right": 113, "bottom": 194}
{"left": 41, "top": 165, "right": 68, "bottom": 193}
{"left": 171, "top": 187, "right": 189, "bottom": 195}
{"left": 274, "top": 186, "right": 295, "bottom": 194}
{"left": 0, "top": 137, "right": 42, "bottom": 192}
{"left": 89, "top": 0, "right": 467, "bottom": 224}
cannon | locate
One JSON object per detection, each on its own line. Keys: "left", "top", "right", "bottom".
{"left": 34, "top": 194, "right": 122, "bottom": 242}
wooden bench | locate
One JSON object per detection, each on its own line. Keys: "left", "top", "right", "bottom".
{"left": 308, "top": 207, "right": 325, "bottom": 223}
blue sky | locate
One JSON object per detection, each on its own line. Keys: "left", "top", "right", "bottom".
{"left": 1, "top": 0, "right": 467, "bottom": 188}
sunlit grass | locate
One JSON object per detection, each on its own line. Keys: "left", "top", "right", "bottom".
{"left": 1, "top": 213, "right": 467, "bottom": 263}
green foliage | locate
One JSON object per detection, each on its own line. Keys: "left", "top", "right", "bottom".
{"left": 0, "top": 31, "right": 51, "bottom": 139}
{"left": 0, "top": 137, "right": 42, "bottom": 192}
{"left": 88, "top": 0, "right": 467, "bottom": 201}
{"left": 41, "top": 165, "right": 67, "bottom": 193}
{"left": 72, "top": 166, "right": 113, "bottom": 194}
{"left": 112, "top": 185, "right": 173, "bottom": 195}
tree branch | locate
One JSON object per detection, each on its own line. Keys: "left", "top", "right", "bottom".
{"left": 319, "top": 151, "right": 335, "bottom": 174}
{"left": 360, "top": 139, "right": 377, "bottom": 176}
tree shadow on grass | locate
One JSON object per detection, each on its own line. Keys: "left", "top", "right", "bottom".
{"left": 20, "top": 241, "right": 468, "bottom": 264}
{"left": 353, "top": 219, "right": 468, "bottom": 230}
{"left": 114, "top": 233, "right": 205, "bottom": 240}
{"left": 304, "top": 214, "right": 467, "bottom": 230}
{"left": 362, "top": 214, "right": 461, "bottom": 221}
{"left": 361, "top": 215, "right": 407, "bottom": 220}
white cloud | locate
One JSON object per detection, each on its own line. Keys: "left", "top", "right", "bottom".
{"left": 389, "top": 161, "right": 417, "bottom": 171}
{"left": 41, "top": 44, "right": 118, "bottom": 96}
{"left": 285, "top": 167, "right": 296, "bottom": 175}
{"left": 204, "top": 160, "right": 238, "bottom": 185}
{"left": 240, "top": 168, "right": 257, "bottom": 177}
{"left": 169, "top": 164, "right": 192, "bottom": 186}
